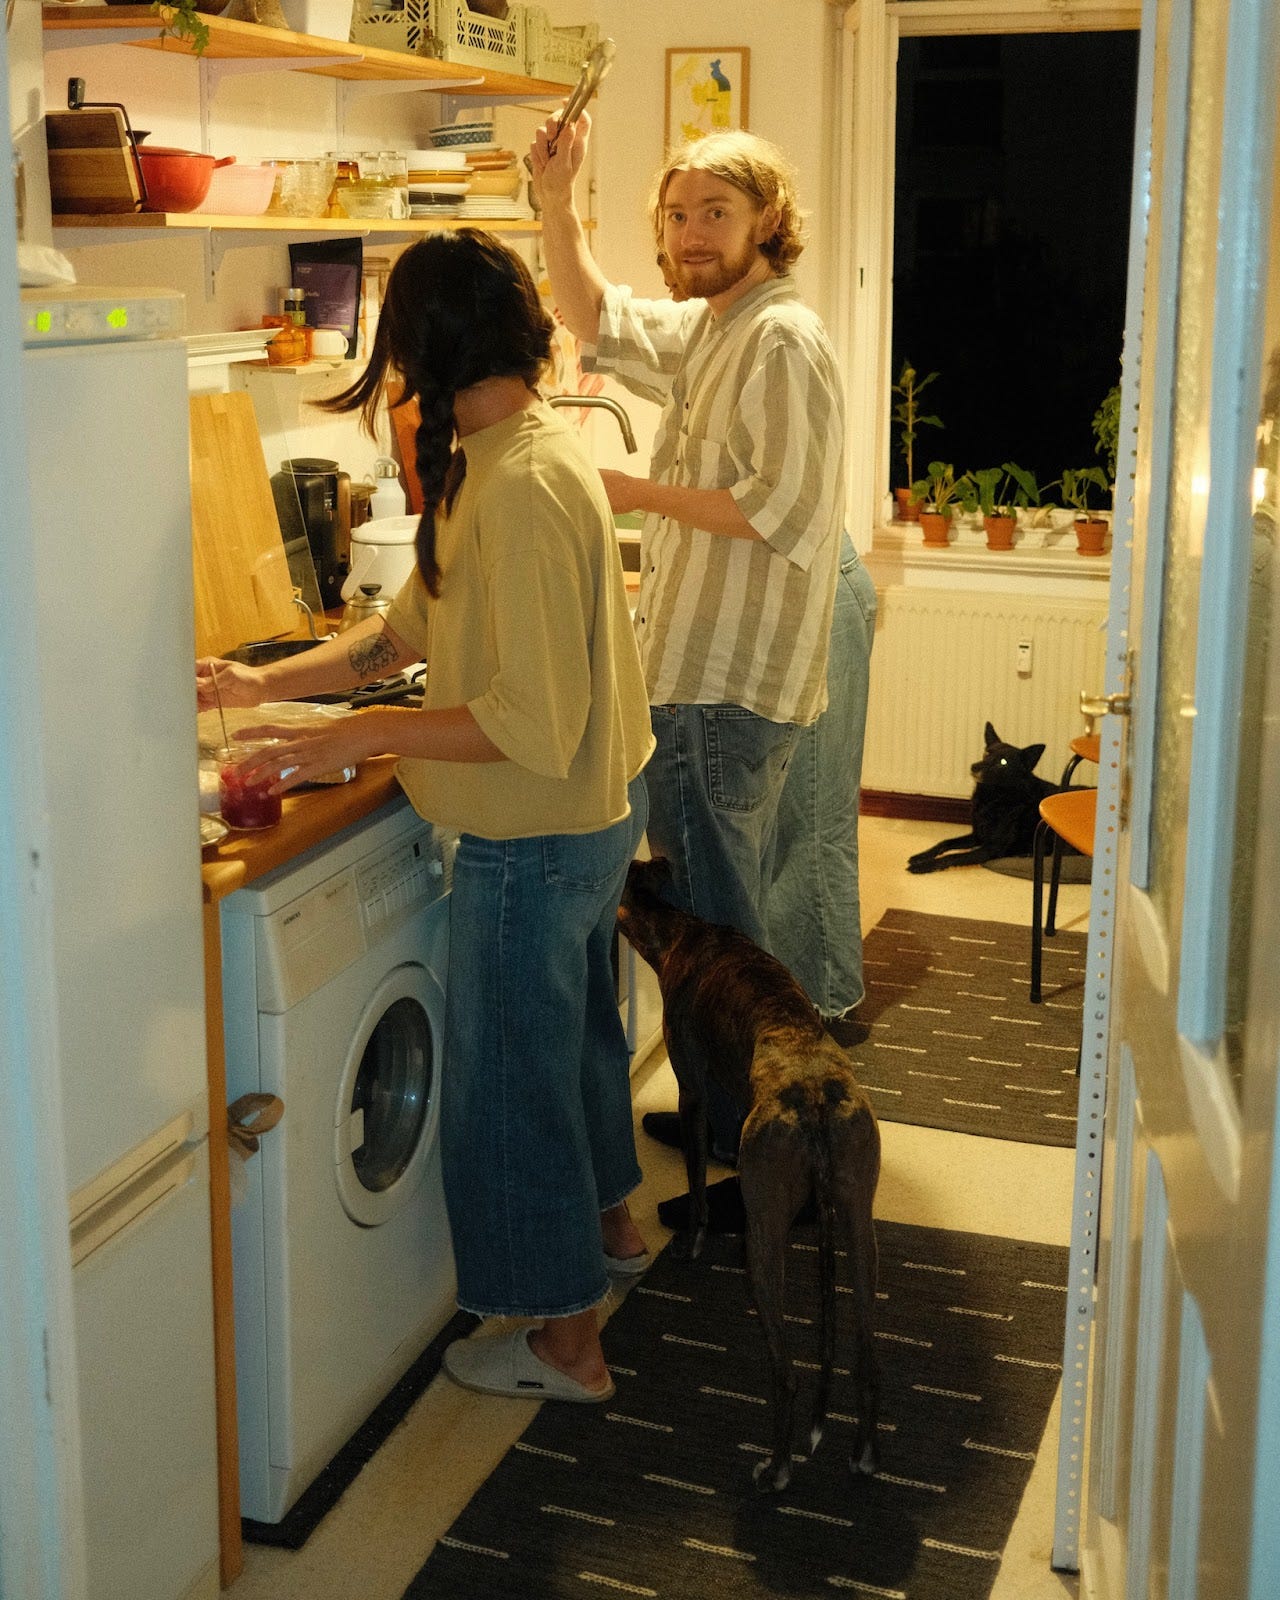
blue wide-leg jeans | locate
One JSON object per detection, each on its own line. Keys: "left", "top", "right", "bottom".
{"left": 441, "top": 777, "right": 648, "bottom": 1319}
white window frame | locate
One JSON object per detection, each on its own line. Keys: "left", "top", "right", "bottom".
{"left": 831, "top": 0, "right": 1142, "bottom": 550}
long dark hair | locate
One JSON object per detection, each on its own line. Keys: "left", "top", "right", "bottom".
{"left": 321, "top": 230, "right": 554, "bottom": 596}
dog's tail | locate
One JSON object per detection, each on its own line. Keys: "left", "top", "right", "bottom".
{"left": 808, "top": 1115, "right": 839, "bottom": 1458}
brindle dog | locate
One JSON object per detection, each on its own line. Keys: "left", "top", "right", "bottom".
{"left": 617, "top": 857, "right": 881, "bottom": 1492}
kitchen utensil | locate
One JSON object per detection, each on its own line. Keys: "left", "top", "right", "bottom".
{"left": 209, "top": 659, "right": 231, "bottom": 751}
{"left": 190, "top": 392, "right": 299, "bottom": 659}
{"left": 194, "top": 161, "right": 276, "bottom": 215}
{"left": 137, "top": 147, "right": 236, "bottom": 213}
{"left": 56, "top": 76, "right": 147, "bottom": 207}
{"left": 338, "top": 582, "right": 393, "bottom": 631}
{"left": 341, "top": 511, "right": 417, "bottom": 601}
{"left": 546, "top": 38, "right": 616, "bottom": 156}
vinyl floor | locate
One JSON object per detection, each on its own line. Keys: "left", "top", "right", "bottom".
{"left": 229, "top": 815, "right": 1086, "bottom": 1600}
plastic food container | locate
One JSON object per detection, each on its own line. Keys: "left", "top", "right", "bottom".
{"left": 194, "top": 162, "right": 277, "bottom": 216}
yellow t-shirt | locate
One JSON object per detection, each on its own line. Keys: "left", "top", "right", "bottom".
{"left": 383, "top": 402, "right": 654, "bottom": 840}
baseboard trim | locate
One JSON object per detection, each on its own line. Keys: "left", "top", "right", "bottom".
{"left": 860, "top": 790, "right": 971, "bottom": 824}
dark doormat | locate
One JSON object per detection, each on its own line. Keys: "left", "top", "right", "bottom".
{"left": 242, "top": 1309, "right": 478, "bottom": 1550}
{"left": 982, "top": 853, "right": 1092, "bottom": 883}
{"left": 405, "top": 1221, "right": 1068, "bottom": 1600}
{"left": 857, "top": 910, "right": 1086, "bottom": 1146}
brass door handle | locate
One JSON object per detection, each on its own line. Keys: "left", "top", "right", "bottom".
{"left": 1080, "top": 689, "right": 1131, "bottom": 718}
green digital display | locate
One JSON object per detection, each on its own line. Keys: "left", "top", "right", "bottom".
{"left": 106, "top": 307, "right": 128, "bottom": 329}
{"left": 34, "top": 310, "right": 52, "bottom": 333}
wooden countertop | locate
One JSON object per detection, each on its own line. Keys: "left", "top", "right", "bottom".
{"left": 201, "top": 755, "right": 402, "bottom": 902}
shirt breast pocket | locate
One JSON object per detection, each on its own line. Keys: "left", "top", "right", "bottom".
{"left": 677, "top": 426, "right": 735, "bottom": 492}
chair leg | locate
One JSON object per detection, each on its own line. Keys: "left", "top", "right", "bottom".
{"left": 1059, "top": 753, "right": 1083, "bottom": 788}
{"left": 1046, "top": 834, "right": 1065, "bottom": 936}
{"left": 1030, "top": 819, "right": 1048, "bottom": 1005}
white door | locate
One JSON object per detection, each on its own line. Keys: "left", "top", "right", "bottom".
{"left": 1079, "top": 1, "right": 1280, "bottom": 1597}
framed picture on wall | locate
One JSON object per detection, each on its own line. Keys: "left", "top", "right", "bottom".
{"left": 664, "top": 48, "right": 750, "bottom": 149}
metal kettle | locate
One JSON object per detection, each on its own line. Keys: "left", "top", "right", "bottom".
{"left": 338, "top": 582, "right": 392, "bottom": 632}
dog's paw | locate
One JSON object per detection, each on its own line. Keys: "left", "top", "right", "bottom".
{"left": 906, "top": 857, "right": 939, "bottom": 874}
{"left": 849, "top": 1440, "right": 880, "bottom": 1477}
{"left": 752, "top": 1457, "right": 792, "bottom": 1494}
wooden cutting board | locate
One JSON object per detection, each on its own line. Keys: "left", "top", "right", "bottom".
{"left": 45, "top": 109, "right": 141, "bottom": 214}
{"left": 189, "top": 392, "right": 297, "bottom": 658}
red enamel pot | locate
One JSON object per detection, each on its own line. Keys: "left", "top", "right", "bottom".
{"left": 137, "top": 147, "right": 236, "bottom": 213}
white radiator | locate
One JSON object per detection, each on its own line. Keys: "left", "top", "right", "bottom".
{"left": 862, "top": 588, "right": 1109, "bottom": 798}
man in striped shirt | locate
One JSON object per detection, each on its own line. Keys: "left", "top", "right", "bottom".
{"left": 531, "top": 112, "right": 848, "bottom": 1192}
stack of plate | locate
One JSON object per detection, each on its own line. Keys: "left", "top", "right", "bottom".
{"left": 406, "top": 148, "right": 469, "bottom": 219}
{"left": 458, "top": 147, "right": 531, "bottom": 221}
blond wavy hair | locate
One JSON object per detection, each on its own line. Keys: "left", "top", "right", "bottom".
{"left": 649, "top": 131, "right": 807, "bottom": 274}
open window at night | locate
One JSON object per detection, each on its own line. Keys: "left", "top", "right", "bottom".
{"left": 890, "top": 30, "right": 1140, "bottom": 496}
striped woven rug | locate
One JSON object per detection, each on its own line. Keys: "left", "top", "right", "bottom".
{"left": 857, "top": 909, "right": 1087, "bottom": 1147}
{"left": 406, "top": 1220, "right": 1068, "bottom": 1600}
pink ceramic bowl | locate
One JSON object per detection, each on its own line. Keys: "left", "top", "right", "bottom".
{"left": 193, "top": 162, "right": 277, "bottom": 217}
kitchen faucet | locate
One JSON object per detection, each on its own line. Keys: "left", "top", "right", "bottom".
{"left": 547, "top": 393, "right": 638, "bottom": 454}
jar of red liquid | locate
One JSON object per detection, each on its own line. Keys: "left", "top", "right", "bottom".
{"left": 217, "top": 741, "right": 283, "bottom": 831}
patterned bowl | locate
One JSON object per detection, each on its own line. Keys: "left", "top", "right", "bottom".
{"left": 427, "top": 120, "right": 496, "bottom": 149}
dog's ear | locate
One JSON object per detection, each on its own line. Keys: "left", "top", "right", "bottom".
{"left": 1020, "top": 742, "right": 1046, "bottom": 772}
{"left": 984, "top": 721, "right": 1000, "bottom": 748}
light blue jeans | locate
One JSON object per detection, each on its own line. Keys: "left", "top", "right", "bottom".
{"left": 441, "top": 777, "right": 648, "bottom": 1318}
{"left": 769, "top": 535, "right": 877, "bottom": 1017}
{"left": 642, "top": 704, "right": 799, "bottom": 1150}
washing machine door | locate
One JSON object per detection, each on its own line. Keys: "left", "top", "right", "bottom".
{"left": 334, "top": 961, "right": 444, "bottom": 1227}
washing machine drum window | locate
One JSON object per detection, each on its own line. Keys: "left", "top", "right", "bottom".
{"left": 336, "top": 962, "right": 444, "bottom": 1227}
{"left": 351, "top": 996, "right": 432, "bottom": 1193}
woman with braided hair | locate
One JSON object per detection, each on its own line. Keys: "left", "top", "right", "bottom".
{"left": 196, "top": 231, "right": 655, "bottom": 1401}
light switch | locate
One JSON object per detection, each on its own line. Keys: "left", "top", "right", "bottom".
{"left": 1017, "top": 639, "right": 1033, "bottom": 676}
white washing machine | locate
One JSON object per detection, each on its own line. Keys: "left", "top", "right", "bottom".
{"left": 221, "top": 796, "right": 457, "bottom": 1524}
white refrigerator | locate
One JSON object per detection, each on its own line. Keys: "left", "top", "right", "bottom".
{"left": 21, "top": 287, "right": 221, "bottom": 1600}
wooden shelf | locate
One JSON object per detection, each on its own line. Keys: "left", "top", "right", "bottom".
{"left": 53, "top": 210, "right": 546, "bottom": 234}
{"left": 41, "top": 5, "right": 571, "bottom": 95}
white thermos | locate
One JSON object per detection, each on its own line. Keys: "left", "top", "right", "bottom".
{"left": 369, "top": 455, "right": 407, "bottom": 520}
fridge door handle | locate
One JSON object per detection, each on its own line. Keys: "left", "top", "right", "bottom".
{"left": 69, "top": 1111, "right": 201, "bottom": 1267}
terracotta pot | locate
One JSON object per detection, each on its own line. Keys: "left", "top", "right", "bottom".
{"left": 1075, "top": 517, "right": 1109, "bottom": 556}
{"left": 893, "top": 486, "right": 921, "bottom": 522}
{"left": 919, "top": 510, "right": 952, "bottom": 547}
{"left": 984, "top": 513, "right": 1016, "bottom": 551}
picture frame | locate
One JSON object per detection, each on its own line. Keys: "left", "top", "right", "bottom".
{"left": 664, "top": 48, "right": 750, "bottom": 150}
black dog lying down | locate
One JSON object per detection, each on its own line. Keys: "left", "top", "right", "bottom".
{"left": 907, "top": 720, "right": 1058, "bottom": 873}
{"left": 617, "top": 858, "right": 881, "bottom": 1493}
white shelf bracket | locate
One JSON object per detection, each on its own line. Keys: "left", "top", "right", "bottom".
{"left": 334, "top": 75, "right": 482, "bottom": 147}
{"left": 201, "top": 52, "right": 360, "bottom": 97}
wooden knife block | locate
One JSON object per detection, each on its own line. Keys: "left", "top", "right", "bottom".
{"left": 45, "top": 109, "right": 142, "bottom": 215}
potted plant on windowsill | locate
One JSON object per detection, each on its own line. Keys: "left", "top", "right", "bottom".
{"left": 910, "top": 460, "right": 963, "bottom": 547}
{"left": 1006, "top": 463, "right": 1060, "bottom": 534}
{"left": 1061, "top": 467, "right": 1111, "bottom": 555}
{"left": 966, "top": 464, "right": 1029, "bottom": 550}
{"left": 891, "top": 361, "right": 943, "bottom": 522}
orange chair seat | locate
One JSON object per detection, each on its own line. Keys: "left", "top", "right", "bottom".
{"left": 1038, "top": 788, "right": 1096, "bottom": 858}
{"left": 1069, "top": 733, "right": 1101, "bottom": 766}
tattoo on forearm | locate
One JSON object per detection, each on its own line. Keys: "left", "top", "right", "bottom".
{"left": 348, "top": 633, "right": 400, "bottom": 681}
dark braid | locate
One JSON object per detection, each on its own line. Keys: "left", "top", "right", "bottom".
{"left": 319, "top": 230, "right": 554, "bottom": 598}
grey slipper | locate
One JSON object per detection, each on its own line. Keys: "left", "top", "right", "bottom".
{"left": 442, "top": 1328, "right": 615, "bottom": 1404}
{"left": 603, "top": 1247, "right": 653, "bottom": 1277}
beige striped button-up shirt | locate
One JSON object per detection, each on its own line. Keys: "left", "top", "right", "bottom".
{"left": 586, "top": 275, "right": 846, "bottom": 726}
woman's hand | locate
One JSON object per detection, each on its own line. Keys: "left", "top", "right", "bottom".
{"left": 197, "top": 657, "right": 268, "bottom": 712}
{"left": 229, "top": 714, "right": 382, "bottom": 794}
